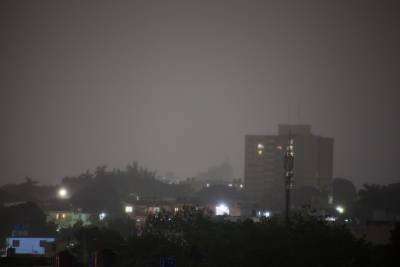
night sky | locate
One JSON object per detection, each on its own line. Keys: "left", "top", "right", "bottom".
{"left": 1, "top": 0, "right": 399, "bottom": 187}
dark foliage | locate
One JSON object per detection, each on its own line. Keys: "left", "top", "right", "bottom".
{"left": 356, "top": 183, "right": 400, "bottom": 220}
{"left": 121, "top": 207, "right": 371, "bottom": 267}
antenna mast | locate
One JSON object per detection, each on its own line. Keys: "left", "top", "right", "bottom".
{"left": 284, "top": 133, "right": 295, "bottom": 224}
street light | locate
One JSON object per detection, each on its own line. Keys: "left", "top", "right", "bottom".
{"left": 125, "top": 205, "right": 133, "bottom": 213}
{"left": 58, "top": 188, "right": 68, "bottom": 199}
{"left": 99, "top": 212, "right": 107, "bottom": 220}
{"left": 336, "top": 205, "right": 345, "bottom": 214}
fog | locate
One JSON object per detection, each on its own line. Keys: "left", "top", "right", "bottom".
{"left": 1, "top": 0, "right": 399, "bottom": 187}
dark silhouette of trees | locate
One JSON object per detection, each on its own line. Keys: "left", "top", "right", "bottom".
{"left": 356, "top": 183, "right": 400, "bottom": 220}
{"left": 71, "top": 181, "right": 122, "bottom": 214}
{"left": 0, "top": 177, "right": 52, "bottom": 203}
{"left": 292, "top": 185, "right": 326, "bottom": 209}
{"left": 120, "top": 207, "right": 371, "bottom": 267}
{"left": 333, "top": 178, "right": 357, "bottom": 205}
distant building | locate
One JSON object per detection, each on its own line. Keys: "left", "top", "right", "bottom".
{"left": 6, "top": 237, "right": 55, "bottom": 255}
{"left": 197, "top": 160, "right": 234, "bottom": 183}
{"left": 46, "top": 210, "right": 93, "bottom": 229}
{"left": 244, "top": 125, "right": 334, "bottom": 209}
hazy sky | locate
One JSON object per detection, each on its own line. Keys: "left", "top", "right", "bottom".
{"left": 1, "top": 0, "right": 399, "bottom": 187}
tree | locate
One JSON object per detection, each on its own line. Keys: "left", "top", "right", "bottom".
{"left": 332, "top": 178, "right": 357, "bottom": 206}
{"left": 356, "top": 183, "right": 400, "bottom": 220}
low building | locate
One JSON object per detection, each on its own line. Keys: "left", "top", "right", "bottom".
{"left": 6, "top": 237, "right": 55, "bottom": 256}
{"left": 46, "top": 210, "right": 93, "bottom": 229}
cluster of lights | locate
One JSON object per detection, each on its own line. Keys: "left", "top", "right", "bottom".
{"left": 56, "top": 213, "right": 67, "bottom": 220}
{"left": 257, "top": 143, "right": 264, "bottom": 156}
{"left": 257, "top": 210, "right": 271, "bottom": 218}
{"left": 215, "top": 204, "right": 230, "bottom": 216}
{"left": 287, "top": 139, "right": 295, "bottom": 157}
{"left": 325, "top": 216, "right": 336, "bottom": 222}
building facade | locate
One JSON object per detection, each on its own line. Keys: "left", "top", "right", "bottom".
{"left": 244, "top": 125, "right": 334, "bottom": 209}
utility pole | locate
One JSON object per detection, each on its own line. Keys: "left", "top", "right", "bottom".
{"left": 284, "top": 134, "right": 294, "bottom": 224}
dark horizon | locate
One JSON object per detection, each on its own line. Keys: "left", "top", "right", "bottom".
{"left": 1, "top": 0, "right": 400, "bottom": 188}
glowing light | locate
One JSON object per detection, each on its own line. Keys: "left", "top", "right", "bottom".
{"left": 257, "top": 143, "right": 264, "bottom": 149}
{"left": 99, "top": 212, "right": 107, "bottom": 220}
{"left": 228, "top": 183, "right": 233, "bottom": 187}
{"left": 239, "top": 184, "right": 243, "bottom": 188}
{"left": 257, "top": 150, "right": 263, "bottom": 155}
{"left": 58, "top": 188, "right": 68, "bottom": 198}
{"left": 257, "top": 210, "right": 271, "bottom": 218}
{"left": 326, "top": 216, "right": 337, "bottom": 222}
{"left": 336, "top": 206, "right": 345, "bottom": 214}
{"left": 215, "top": 204, "right": 230, "bottom": 216}
{"left": 125, "top": 206, "right": 133, "bottom": 213}
{"left": 206, "top": 183, "right": 210, "bottom": 188}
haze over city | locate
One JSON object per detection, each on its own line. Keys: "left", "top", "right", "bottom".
{"left": 1, "top": 0, "right": 400, "bottom": 187}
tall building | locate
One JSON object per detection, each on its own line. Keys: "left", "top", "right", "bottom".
{"left": 244, "top": 125, "right": 333, "bottom": 209}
